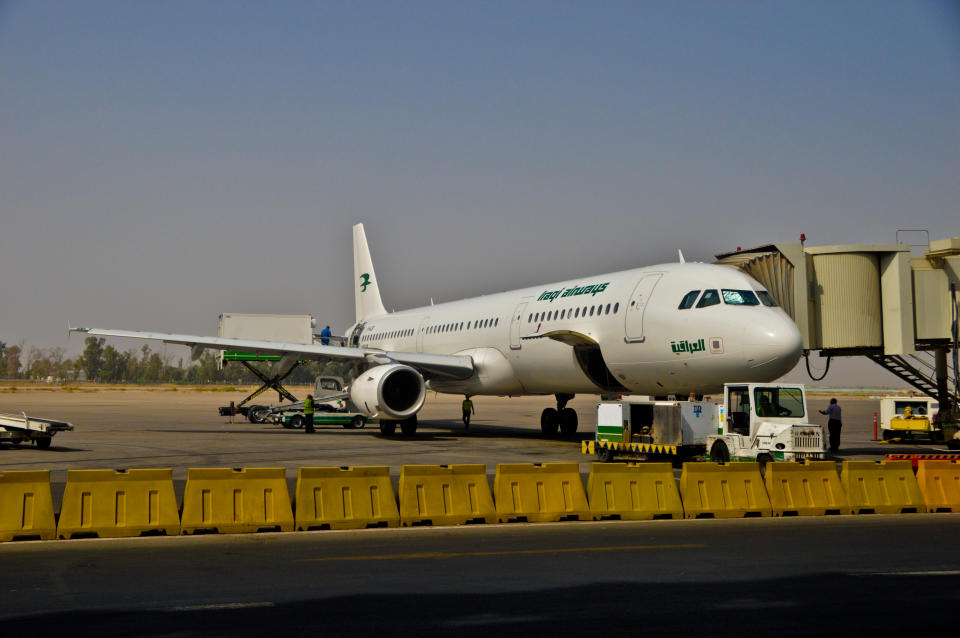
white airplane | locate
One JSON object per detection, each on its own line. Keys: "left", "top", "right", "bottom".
{"left": 73, "top": 224, "right": 802, "bottom": 436}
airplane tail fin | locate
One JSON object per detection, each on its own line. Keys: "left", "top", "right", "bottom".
{"left": 353, "top": 223, "right": 388, "bottom": 322}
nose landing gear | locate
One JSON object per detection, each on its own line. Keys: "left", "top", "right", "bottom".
{"left": 541, "top": 393, "right": 578, "bottom": 437}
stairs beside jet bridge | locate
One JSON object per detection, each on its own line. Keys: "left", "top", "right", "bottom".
{"left": 867, "top": 353, "right": 958, "bottom": 405}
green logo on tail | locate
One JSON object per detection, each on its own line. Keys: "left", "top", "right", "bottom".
{"left": 360, "top": 273, "right": 371, "bottom": 292}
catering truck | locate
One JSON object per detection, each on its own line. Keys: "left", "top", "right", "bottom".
{"left": 586, "top": 383, "right": 825, "bottom": 469}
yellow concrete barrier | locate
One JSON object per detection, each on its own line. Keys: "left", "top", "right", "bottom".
{"left": 0, "top": 470, "right": 56, "bottom": 542}
{"left": 181, "top": 468, "right": 294, "bottom": 534}
{"left": 765, "top": 461, "right": 849, "bottom": 516}
{"left": 841, "top": 460, "right": 927, "bottom": 515}
{"left": 915, "top": 460, "right": 960, "bottom": 513}
{"left": 679, "top": 462, "right": 772, "bottom": 518}
{"left": 57, "top": 469, "right": 180, "bottom": 539}
{"left": 494, "top": 463, "right": 590, "bottom": 523}
{"left": 586, "top": 463, "right": 683, "bottom": 520}
{"left": 399, "top": 464, "right": 496, "bottom": 526}
{"left": 295, "top": 466, "right": 399, "bottom": 530}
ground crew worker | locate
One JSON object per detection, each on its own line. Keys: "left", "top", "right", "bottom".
{"left": 819, "top": 397, "right": 842, "bottom": 453}
{"left": 461, "top": 395, "right": 474, "bottom": 429}
{"left": 303, "top": 394, "right": 315, "bottom": 433}
{"left": 320, "top": 326, "right": 332, "bottom": 346}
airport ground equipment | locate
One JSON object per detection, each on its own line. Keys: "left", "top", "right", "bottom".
{"left": 841, "top": 460, "right": 927, "bottom": 515}
{"left": 273, "top": 410, "right": 367, "bottom": 430}
{"left": 884, "top": 453, "right": 960, "bottom": 472}
{"left": 679, "top": 462, "right": 772, "bottom": 518}
{"left": 216, "top": 313, "right": 330, "bottom": 420}
{"left": 878, "top": 396, "right": 942, "bottom": 441}
{"left": 587, "top": 396, "right": 720, "bottom": 462}
{"left": 715, "top": 233, "right": 960, "bottom": 449}
{"left": 706, "top": 383, "right": 824, "bottom": 470}
{"left": 227, "top": 375, "right": 346, "bottom": 424}
{"left": 0, "top": 411, "right": 73, "bottom": 449}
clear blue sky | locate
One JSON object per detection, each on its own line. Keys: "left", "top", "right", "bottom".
{"left": 1, "top": 1, "right": 958, "bottom": 384}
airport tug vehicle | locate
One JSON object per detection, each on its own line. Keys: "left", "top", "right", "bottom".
{"left": 879, "top": 396, "right": 942, "bottom": 442}
{"left": 706, "top": 383, "right": 824, "bottom": 470}
{"left": 586, "top": 383, "right": 824, "bottom": 470}
{"left": 0, "top": 412, "right": 73, "bottom": 449}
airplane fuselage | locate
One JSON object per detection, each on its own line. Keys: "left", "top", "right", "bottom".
{"left": 345, "top": 262, "right": 802, "bottom": 397}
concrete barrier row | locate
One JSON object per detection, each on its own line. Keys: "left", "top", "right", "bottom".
{"left": 1, "top": 460, "right": 958, "bottom": 542}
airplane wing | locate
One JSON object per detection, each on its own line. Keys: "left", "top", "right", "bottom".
{"left": 72, "top": 327, "right": 475, "bottom": 380}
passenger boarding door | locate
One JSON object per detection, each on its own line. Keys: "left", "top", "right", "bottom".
{"left": 624, "top": 273, "right": 663, "bottom": 343}
{"left": 416, "top": 316, "right": 430, "bottom": 352}
{"left": 509, "top": 302, "right": 528, "bottom": 350}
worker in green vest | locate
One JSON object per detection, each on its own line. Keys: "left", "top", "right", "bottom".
{"left": 461, "top": 395, "right": 474, "bottom": 429}
{"left": 303, "top": 394, "right": 315, "bottom": 433}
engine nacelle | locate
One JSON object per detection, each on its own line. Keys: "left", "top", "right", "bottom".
{"left": 349, "top": 364, "right": 426, "bottom": 420}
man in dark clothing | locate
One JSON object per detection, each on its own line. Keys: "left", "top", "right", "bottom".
{"left": 461, "top": 396, "right": 474, "bottom": 429}
{"left": 320, "top": 326, "right": 332, "bottom": 346}
{"left": 820, "top": 398, "right": 842, "bottom": 453}
{"left": 303, "top": 394, "right": 316, "bottom": 433}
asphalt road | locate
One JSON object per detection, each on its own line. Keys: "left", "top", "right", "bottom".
{"left": 2, "top": 515, "right": 959, "bottom": 636}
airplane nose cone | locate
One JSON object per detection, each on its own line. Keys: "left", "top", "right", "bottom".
{"left": 742, "top": 313, "right": 803, "bottom": 379}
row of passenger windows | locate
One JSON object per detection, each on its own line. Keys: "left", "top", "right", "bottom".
{"left": 361, "top": 328, "right": 414, "bottom": 343}
{"left": 678, "top": 289, "right": 777, "bottom": 310}
{"left": 426, "top": 318, "right": 499, "bottom": 335}
{"left": 529, "top": 302, "right": 620, "bottom": 323}
{"left": 360, "top": 318, "right": 500, "bottom": 344}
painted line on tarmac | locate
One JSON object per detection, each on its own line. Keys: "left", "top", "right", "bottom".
{"left": 301, "top": 543, "right": 707, "bottom": 562}
{"left": 168, "top": 602, "right": 275, "bottom": 612}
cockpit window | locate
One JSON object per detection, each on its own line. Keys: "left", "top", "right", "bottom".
{"left": 756, "top": 290, "right": 778, "bottom": 307}
{"left": 722, "top": 289, "right": 760, "bottom": 306}
{"left": 678, "top": 290, "right": 701, "bottom": 310}
{"left": 696, "top": 289, "right": 720, "bottom": 308}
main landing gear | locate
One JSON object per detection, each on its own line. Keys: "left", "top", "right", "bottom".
{"left": 541, "top": 393, "right": 578, "bottom": 437}
{"left": 379, "top": 415, "right": 418, "bottom": 436}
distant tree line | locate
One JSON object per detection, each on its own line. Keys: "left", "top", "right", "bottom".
{"left": 0, "top": 337, "right": 348, "bottom": 385}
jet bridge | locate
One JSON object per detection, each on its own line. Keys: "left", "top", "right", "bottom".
{"left": 716, "top": 233, "right": 960, "bottom": 445}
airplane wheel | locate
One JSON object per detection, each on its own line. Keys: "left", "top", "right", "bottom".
{"left": 710, "top": 440, "right": 730, "bottom": 464}
{"left": 559, "top": 408, "right": 578, "bottom": 436}
{"left": 400, "top": 415, "right": 418, "bottom": 436}
{"left": 290, "top": 415, "right": 306, "bottom": 429}
{"left": 380, "top": 420, "right": 397, "bottom": 436}
{"left": 540, "top": 408, "right": 559, "bottom": 436}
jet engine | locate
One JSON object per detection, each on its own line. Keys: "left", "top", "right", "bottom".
{"left": 348, "top": 364, "right": 426, "bottom": 420}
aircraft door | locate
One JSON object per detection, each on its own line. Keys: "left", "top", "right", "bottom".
{"left": 509, "top": 302, "right": 528, "bottom": 350}
{"left": 624, "top": 273, "right": 663, "bottom": 343}
{"left": 416, "top": 316, "right": 430, "bottom": 352}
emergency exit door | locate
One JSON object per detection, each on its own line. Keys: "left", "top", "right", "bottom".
{"left": 624, "top": 273, "right": 663, "bottom": 342}
{"left": 509, "top": 302, "right": 528, "bottom": 350}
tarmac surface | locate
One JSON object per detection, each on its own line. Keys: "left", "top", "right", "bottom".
{"left": 0, "top": 386, "right": 949, "bottom": 480}
{"left": 2, "top": 385, "right": 958, "bottom": 635}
